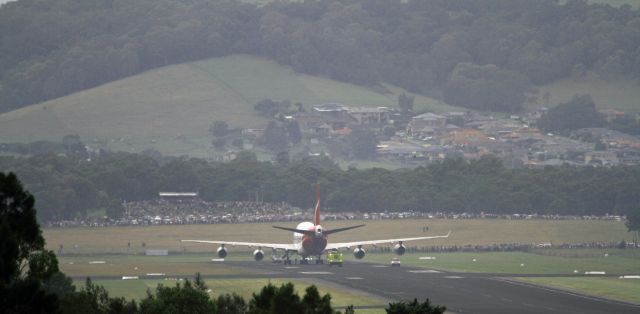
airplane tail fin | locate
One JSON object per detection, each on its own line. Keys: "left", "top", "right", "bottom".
{"left": 314, "top": 184, "right": 321, "bottom": 226}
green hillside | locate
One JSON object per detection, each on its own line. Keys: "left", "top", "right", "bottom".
{"left": 0, "top": 55, "right": 451, "bottom": 157}
{"left": 536, "top": 76, "right": 640, "bottom": 113}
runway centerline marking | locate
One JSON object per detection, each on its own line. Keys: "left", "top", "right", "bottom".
{"left": 372, "top": 265, "right": 388, "bottom": 268}
{"left": 300, "top": 271, "right": 333, "bottom": 275}
{"left": 346, "top": 277, "right": 364, "bottom": 280}
{"left": 284, "top": 266, "right": 299, "bottom": 269}
{"left": 408, "top": 270, "right": 441, "bottom": 273}
{"left": 445, "top": 276, "right": 464, "bottom": 279}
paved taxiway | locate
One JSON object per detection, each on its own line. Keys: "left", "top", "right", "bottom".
{"left": 225, "top": 260, "right": 639, "bottom": 314}
{"left": 79, "top": 259, "right": 640, "bottom": 314}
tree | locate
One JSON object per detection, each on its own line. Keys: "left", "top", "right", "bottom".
{"left": 302, "top": 285, "right": 335, "bottom": 314}
{"left": 0, "top": 172, "right": 60, "bottom": 313}
{"left": 248, "top": 282, "right": 338, "bottom": 314}
{"left": 139, "top": 277, "right": 216, "bottom": 314}
{"left": 386, "top": 298, "right": 446, "bottom": 314}
{"left": 59, "top": 278, "right": 138, "bottom": 314}
{"left": 263, "top": 120, "right": 288, "bottom": 152}
{"left": 398, "top": 93, "right": 414, "bottom": 114}
{"left": 626, "top": 208, "right": 640, "bottom": 247}
{"left": 287, "top": 121, "right": 303, "bottom": 145}
{"left": 537, "top": 94, "right": 607, "bottom": 134}
{"left": 216, "top": 293, "right": 247, "bottom": 314}
{"left": 210, "top": 121, "right": 229, "bottom": 137}
{"left": 443, "top": 63, "right": 529, "bottom": 112}
{"left": 347, "top": 129, "right": 378, "bottom": 159}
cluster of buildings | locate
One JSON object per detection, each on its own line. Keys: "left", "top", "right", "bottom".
{"left": 240, "top": 102, "right": 640, "bottom": 168}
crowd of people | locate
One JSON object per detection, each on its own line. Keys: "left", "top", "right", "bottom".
{"left": 44, "top": 197, "right": 625, "bottom": 228}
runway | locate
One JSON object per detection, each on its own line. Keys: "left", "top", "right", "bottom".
{"left": 225, "top": 260, "right": 639, "bottom": 314}
{"left": 77, "top": 259, "right": 640, "bottom": 314}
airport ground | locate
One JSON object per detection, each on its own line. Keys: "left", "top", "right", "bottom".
{"left": 45, "top": 219, "right": 640, "bottom": 313}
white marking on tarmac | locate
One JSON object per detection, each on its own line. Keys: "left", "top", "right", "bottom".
{"left": 408, "top": 270, "right": 441, "bottom": 273}
{"left": 122, "top": 276, "right": 139, "bottom": 280}
{"left": 300, "top": 271, "right": 333, "bottom": 275}
{"left": 211, "top": 258, "right": 225, "bottom": 262}
{"left": 585, "top": 271, "right": 606, "bottom": 275}
{"left": 284, "top": 266, "right": 300, "bottom": 269}
{"left": 419, "top": 257, "right": 436, "bottom": 260}
{"left": 346, "top": 277, "right": 364, "bottom": 280}
{"left": 89, "top": 261, "right": 106, "bottom": 264}
{"left": 445, "top": 276, "right": 464, "bottom": 279}
{"left": 620, "top": 275, "right": 640, "bottom": 279}
{"left": 372, "top": 265, "right": 388, "bottom": 268}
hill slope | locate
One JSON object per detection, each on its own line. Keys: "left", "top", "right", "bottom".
{"left": 0, "top": 55, "right": 452, "bottom": 157}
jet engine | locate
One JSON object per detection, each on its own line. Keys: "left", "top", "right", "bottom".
{"left": 217, "top": 246, "right": 228, "bottom": 258}
{"left": 253, "top": 249, "right": 264, "bottom": 261}
{"left": 353, "top": 247, "right": 366, "bottom": 259}
{"left": 393, "top": 243, "right": 406, "bottom": 256}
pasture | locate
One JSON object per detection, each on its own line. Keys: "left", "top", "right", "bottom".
{"left": 535, "top": 77, "right": 640, "bottom": 112}
{"left": 0, "top": 55, "right": 450, "bottom": 157}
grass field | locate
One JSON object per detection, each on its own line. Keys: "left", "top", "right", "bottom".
{"left": 92, "top": 277, "right": 387, "bottom": 312}
{"left": 363, "top": 250, "right": 640, "bottom": 275}
{"left": 56, "top": 254, "right": 259, "bottom": 278}
{"left": 535, "top": 76, "right": 640, "bottom": 113}
{"left": 514, "top": 277, "right": 640, "bottom": 304}
{"left": 43, "top": 219, "right": 633, "bottom": 255}
{"left": 0, "top": 55, "right": 451, "bottom": 157}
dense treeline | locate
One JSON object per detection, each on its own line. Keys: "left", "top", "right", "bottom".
{"left": 1, "top": 152, "right": 639, "bottom": 222}
{"left": 1, "top": 0, "right": 639, "bottom": 112}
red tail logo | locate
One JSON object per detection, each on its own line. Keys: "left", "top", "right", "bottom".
{"left": 314, "top": 185, "right": 321, "bottom": 226}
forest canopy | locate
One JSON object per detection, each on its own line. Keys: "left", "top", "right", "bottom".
{"left": 0, "top": 0, "right": 638, "bottom": 113}
{"left": 1, "top": 153, "right": 638, "bottom": 222}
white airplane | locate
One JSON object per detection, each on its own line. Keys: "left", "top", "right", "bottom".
{"left": 182, "top": 187, "right": 450, "bottom": 264}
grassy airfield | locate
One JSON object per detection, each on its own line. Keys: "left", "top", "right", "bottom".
{"left": 46, "top": 218, "right": 639, "bottom": 306}
{"left": 44, "top": 218, "right": 632, "bottom": 254}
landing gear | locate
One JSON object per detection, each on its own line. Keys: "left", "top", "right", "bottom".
{"left": 283, "top": 252, "right": 292, "bottom": 265}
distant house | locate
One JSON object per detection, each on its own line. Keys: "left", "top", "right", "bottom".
{"left": 348, "top": 107, "right": 392, "bottom": 125}
{"left": 443, "top": 128, "right": 491, "bottom": 146}
{"left": 313, "top": 103, "right": 349, "bottom": 118}
{"left": 406, "top": 113, "right": 447, "bottom": 137}
{"left": 294, "top": 113, "right": 343, "bottom": 136}
{"left": 599, "top": 109, "right": 625, "bottom": 123}
{"left": 585, "top": 150, "right": 619, "bottom": 165}
{"left": 308, "top": 103, "right": 355, "bottom": 130}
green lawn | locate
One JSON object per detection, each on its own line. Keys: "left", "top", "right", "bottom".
{"left": 515, "top": 277, "right": 640, "bottom": 304}
{"left": 361, "top": 250, "right": 640, "bottom": 275}
{"left": 92, "top": 278, "right": 387, "bottom": 313}
{"left": 57, "top": 254, "right": 258, "bottom": 278}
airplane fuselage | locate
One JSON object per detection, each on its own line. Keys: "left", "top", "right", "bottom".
{"left": 294, "top": 221, "right": 327, "bottom": 257}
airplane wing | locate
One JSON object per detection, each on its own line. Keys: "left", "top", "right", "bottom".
{"left": 325, "top": 231, "right": 451, "bottom": 250}
{"left": 181, "top": 240, "right": 296, "bottom": 251}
